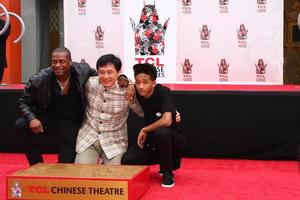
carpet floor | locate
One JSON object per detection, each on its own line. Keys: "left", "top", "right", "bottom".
{"left": 1, "top": 153, "right": 299, "bottom": 200}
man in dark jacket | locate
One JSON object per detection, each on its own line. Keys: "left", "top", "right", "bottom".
{"left": 15, "top": 47, "right": 97, "bottom": 165}
{"left": 0, "top": 19, "right": 11, "bottom": 83}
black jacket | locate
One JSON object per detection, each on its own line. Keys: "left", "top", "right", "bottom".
{"left": 17, "top": 62, "right": 97, "bottom": 123}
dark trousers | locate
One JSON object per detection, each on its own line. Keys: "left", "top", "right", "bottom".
{"left": 15, "top": 115, "right": 80, "bottom": 166}
{"left": 122, "top": 127, "right": 183, "bottom": 173}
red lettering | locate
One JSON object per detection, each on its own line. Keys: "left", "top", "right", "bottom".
{"left": 27, "top": 186, "right": 49, "bottom": 193}
{"left": 156, "top": 58, "right": 164, "bottom": 67}
{"left": 135, "top": 58, "right": 144, "bottom": 64}
{"left": 28, "top": 186, "right": 35, "bottom": 193}
{"left": 135, "top": 57, "right": 164, "bottom": 67}
{"left": 145, "top": 57, "right": 155, "bottom": 65}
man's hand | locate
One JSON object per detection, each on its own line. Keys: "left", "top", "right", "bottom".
{"left": 29, "top": 119, "right": 43, "bottom": 134}
{"left": 126, "top": 84, "right": 135, "bottom": 101}
{"left": 176, "top": 110, "right": 181, "bottom": 123}
{"left": 137, "top": 129, "right": 147, "bottom": 149}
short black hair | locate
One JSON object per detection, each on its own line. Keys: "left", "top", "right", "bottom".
{"left": 52, "top": 47, "right": 71, "bottom": 59}
{"left": 118, "top": 74, "right": 128, "bottom": 79}
{"left": 133, "top": 63, "right": 157, "bottom": 80}
{"left": 96, "top": 54, "right": 122, "bottom": 72}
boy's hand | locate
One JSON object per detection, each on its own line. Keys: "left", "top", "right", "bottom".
{"left": 137, "top": 130, "right": 147, "bottom": 148}
{"left": 175, "top": 111, "right": 181, "bottom": 123}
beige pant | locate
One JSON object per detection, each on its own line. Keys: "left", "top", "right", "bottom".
{"left": 75, "top": 140, "right": 124, "bottom": 165}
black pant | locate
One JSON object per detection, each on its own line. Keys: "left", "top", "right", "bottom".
{"left": 15, "top": 115, "right": 80, "bottom": 166}
{"left": 122, "top": 127, "right": 183, "bottom": 172}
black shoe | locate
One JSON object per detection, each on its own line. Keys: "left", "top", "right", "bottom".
{"left": 161, "top": 172, "right": 175, "bottom": 188}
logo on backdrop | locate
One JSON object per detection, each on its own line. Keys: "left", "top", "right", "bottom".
{"left": 112, "top": 0, "right": 120, "bottom": 7}
{"left": 111, "top": 0, "right": 121, "bottom": 15}
{"left": 219, "top": 0, "right": 228, "bottom": 5}
{"left": 199, "top": 24, "right": 211, "bottom": 48}
{"left": 182, "top": 58, "right": 193, "bottom": 81}
{"left": 237, "top": 24, "right": 248, "bottom": 48}
{"left": 257, "top": 0, "right": 267, "bottom": 13}
{"left": 257, "top": 0, "right": 267, "bottom": 4}
{"left": 255, "top": 58, "right": 267, "bottom": 82}
{"left": 130, "top": 1, "right": 170, "bottom": 56}
{"left": 218, "top": 59, "right": 229, "bottom": 82}
{"left": 78, "top": 0, "right": 87, "bottom": 15}
{"left": 219, "top": 0, "right": 229, "bottom": 13}
{"left": 94, "top": 25, "right": 104, "bottom": 48}
{"left": 11, "top": 182, "right": 22, "bottom": 198}
{"left": 130, "top": 1, "right": 170, "bottom": 78}
{"left": 182, "top": 0, "right": 192, "bottom": 6}
{"left": 182, "top": 0, "right": 192, "bottom": 14}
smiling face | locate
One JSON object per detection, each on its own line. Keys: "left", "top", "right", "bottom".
{"left": 51, "top": 52, "right": 72, "bottom": 78}
{"left": 98, "top": 63, "right": 119, "bottom": 89}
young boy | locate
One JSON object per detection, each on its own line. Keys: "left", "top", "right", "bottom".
{"left": 121, "top": 63, "right": 184, "bottom": 188}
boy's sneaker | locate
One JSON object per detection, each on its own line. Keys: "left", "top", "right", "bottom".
{"left": 161, "top": 172, "right": 175, "bottom": 188}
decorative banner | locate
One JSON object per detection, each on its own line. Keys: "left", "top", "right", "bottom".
{"left": 123, "top": 0, "right": 177, "bottom": 83}
{"left": 7, "top": 163, "right": 150, "bottom": 200}
{"left": 64, "top": 0, "right": 124, "bottom": 69}
{"left": 64, "top": 0, "right": 283, "bottom": 85}
{"left": 7, "top": 178, "right": 128, "bottom": 200}
{"left": 177, "top": 0, "right": 283, "bottom": 84}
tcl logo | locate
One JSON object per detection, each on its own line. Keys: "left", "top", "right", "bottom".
{"left": 28, "top": 186, "right": 50, "bottom": 193}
